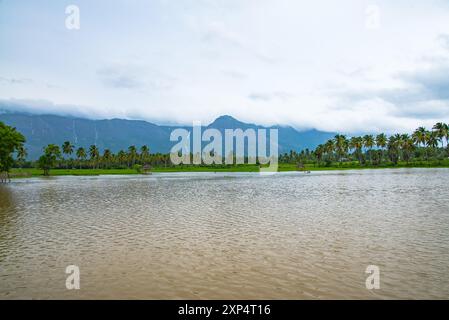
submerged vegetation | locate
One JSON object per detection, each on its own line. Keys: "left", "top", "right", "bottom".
{"left": 1, "top": 120, "right": 449, "bottom": 178}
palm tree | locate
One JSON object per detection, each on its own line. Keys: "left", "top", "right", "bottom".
{"left": 433, "top": 122, "right": 448, "bottom": 148}
{"left": 349, "top": 137, "right": 357, "bottom": 152}
{"left": 363, "top": 134, "right": 374, "bottom": 164}
{"left": 314, "top": 144, "right": 324, "bottom": 165}
{"left": 16, "top": 145, "right": 27, "bottom": 168}
{"left": 412, "top": 127, "right": 427, "bottom": 148}
{"left": 117, "top": 150, "right": 127, "bottom": 167}
{"left": 89, "top": 145, "right": 99, "bottom": 169}
{"left": 309, "top": 122, "right": 449, "bottom": 167}
{"left": 140, "top": 145, "right": 150, "bottom": 164}
{"left": 426, "top": 131, "right": 439, "bottom": 153}
{"left": 376, "top": 133, "right": 387, "bottom": 164}
{"left": 102, "top": 149, "right": 112, "bottom": 168}
{"left": 324, "top": 140, "right": 335, "bottom": 162}
{"left": 76, "top": 147, "right": 86, "bottom": 169}
{"left": 162, "top": 153, "right": 170, "bottom": 167}
{"left": 62, "top": 141, "right": 74, "bottom": 168}
{"left": 413, "top": 127, "right": 430, "bottom": 160}
{"left": 394, "top": 133, "right": 404, "bottom": 147}
{"left": 62, "top": 141, "right": 74, "bottom": 158}
{"left": 387, "top": 135, "right": 400, "bottom": 164}
{"left": 289, "top": 150, "right": 295, "bottom": 163}
{"left": 445, "top": 123, "right": 449, "bottom": 153}
{"left": 400, "top": 134, "right": 414, "bottom": 163}
{"left": 334, "top": 134, "right": 348, "bottom": 163}
{"left": 128, "top": 145, "right": 138, "bottom": 167}
{"left": 349, "top": 136, "right": 363, "bottom": 164}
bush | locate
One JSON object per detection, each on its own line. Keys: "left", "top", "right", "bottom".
{"left": 133, "top": 164, "right": 142, "bottom": 173}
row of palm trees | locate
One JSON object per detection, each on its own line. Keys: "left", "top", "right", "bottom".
{"left": 18, "top": 122, "right": 449, "bottom": 170}
{"left": 42, "top": 142, "right": 171, "bottom": 169}
{"left": 310, "top": 123, "right": 449, "bottom": 165}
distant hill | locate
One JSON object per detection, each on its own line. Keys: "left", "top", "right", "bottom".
{"left": 0, "top": 111, "right": 336, "bottom": 160}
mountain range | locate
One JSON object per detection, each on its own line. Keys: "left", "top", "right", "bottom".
{"left": 0, "top": 110, "right": 336, "bottom": 160}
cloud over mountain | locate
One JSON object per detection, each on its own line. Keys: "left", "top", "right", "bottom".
{"left": 1, "top": 1, "right": 449, "bottom": 133}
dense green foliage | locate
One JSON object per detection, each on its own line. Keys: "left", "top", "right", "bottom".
{"left": 38, "top": 144, "right": 62, "bottom": 176}
{"left": 5, "top": 121, "right": 449, "bottom": 177}
{"left": 281, "top": 123, "right": 449, "bottom": 167}
{"left": 0, "top": 121, "right": 25, "bottom": 179}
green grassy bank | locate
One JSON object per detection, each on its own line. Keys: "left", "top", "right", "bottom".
{"left": 278, "top": 159, "right": 449, "bottom": 172}
{"left": 7, "top": 159, "right": 449, "bottom": 178}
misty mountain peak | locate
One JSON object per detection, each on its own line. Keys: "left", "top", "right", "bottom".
{"left": 0, "top": 111, "right": 336, "bottom": 159}
{"left": 209, "top": 115, "right": 247, "bottom": 128}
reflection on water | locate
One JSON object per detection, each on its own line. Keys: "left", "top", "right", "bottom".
{"left": 1, "top": 169, "right": 449, "bottom": 299}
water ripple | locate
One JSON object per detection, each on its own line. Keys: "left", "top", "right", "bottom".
{"left": 1, "top": 168, "right": 449, "bottom": 299}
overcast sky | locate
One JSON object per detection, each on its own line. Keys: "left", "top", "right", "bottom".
{"left": 1, "top": 0, "right": 449, "bottom": 133}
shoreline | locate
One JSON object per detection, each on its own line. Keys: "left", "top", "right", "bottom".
{"left": 7, "top": 162, "right": 449, "bottom": 178}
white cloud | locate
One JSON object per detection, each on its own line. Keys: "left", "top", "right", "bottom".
{"left": 1, "top": 0, "right": 449, "bottom": 133}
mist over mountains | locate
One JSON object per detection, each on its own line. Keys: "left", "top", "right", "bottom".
{"left": 0, "top": 110, "right": 335, "bottom": 160}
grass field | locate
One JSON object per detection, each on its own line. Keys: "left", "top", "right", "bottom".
{"left": 9, "top": 165, "right": 260, "bottom": 177}
{"left": 7, "top": 159, "right": 449, "bottom": 178}
{"left": 278, "top": 159, "right": 449, "bottom": 171}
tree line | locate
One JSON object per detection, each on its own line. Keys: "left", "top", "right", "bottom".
{"left": 279, "top": 122, "right": 449, "bottom": 166}
{"left": 1, "top": 120, "right": 449, "bottom": 180}
{"left": 36, "top": 142, "right": 172, "bottom": 175}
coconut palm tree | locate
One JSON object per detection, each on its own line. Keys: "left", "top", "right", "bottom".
{"left": 324, "top": 140, "right": 335, "bottom": 161}
{"left": 394, "top": 133, "right": 404, "bottom": 150}
{"left": 62, "top": 141, "right": 74, "bottom": 158}
{"left": 162, "top": 154, "right": 170, "bottom": 167}
{"left": 387, "top": 135, "right": 400, "bottom": 164}
{"left": 363, "top": 134, "right": 374, "bottom": 164}
{"left": 102, "top": 149, "right": 112, "bottom": 168}
{"left": 349, "top": 136, "right": 363, "bottom": 164}
{"left": 76, "top": 147, "right": 86, "bottom": 169}
{"left": 445, "top": 123, "right": 449, "bottom": 153}
{"left": 376, "top": 133, "right": 387, "bottom": 148}
{"left": 334, "top": 134, "right": 348, "bottom": 163}
{"left": 128, "top": 145, "right": 138, "bottom": 167}
{"left": 62, "top": 141, "right": 74, "bottom": 168}
{"left": 433, "top": 122, "right": 448, "bottom": 148}
{"left": 400, "top": 134, "right": 415, "bottom": 163}
{"left": 89, "top": 145, "right": 100, "bottom": 169}
{"left": 140, "top": 145, "right": 150, "bottom": 164}
{"left": 426, "top": 131, "right": 439, "bottom": 152}
{"left": 14, "top": 145, "right": 28, "bottom": 169}
{"left": 412, "top": 127, "right": 427, "bottom": 147}
{"left": 314, "top": 144, "right": 324, "bottom": 165}
{"left": 117, "top": 150, "right": 127, "bottom": 167}
{"left": 363, "top": 135, "right": 374, "bottom": 149}
{"left": 349, "top": 137, "right": 357, "bottom": 152}
{"left": 375, "top": 133, "right": 387, "bottom": 164}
